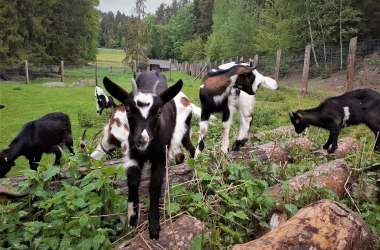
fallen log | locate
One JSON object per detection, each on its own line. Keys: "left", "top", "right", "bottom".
{"left": 0, "top": 184, "right": 28, "bottom": 203}
{"left": 256, "top": 159, "right": 349, "bottom": 237}
{"left": 253, "top": 126, "right": 296, "bottom": 141}
{"left": 231, "top": 138, "right": 313, "bottom": 164}
{"left": 314, "top": 137, "right": 360, "bottom": 159}
{"left": 231, "top": 199, "right": 374, "bottom": 250}
{"left": 114, "top": 214, "right": 209, "bottom": 250}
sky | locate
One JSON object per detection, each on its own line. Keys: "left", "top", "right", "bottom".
{"left": 97, "top": 0, "right": 173, "bottom": 15}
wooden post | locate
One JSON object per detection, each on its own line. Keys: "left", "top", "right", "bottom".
{"left": 146, "top": 58, "right": 150, "bottom": 71}
{"left": 240, "top": 57, "right": 244, "bottom": 62}
{"left": 95, "top": 62, "right": 99, "bottom": 86}
{"left": 109, "top": 65, "right": 112, "bottom": 73}
{"left": 60, "top": 61, "right": 64, "bottom": 83}
{"left": 301, "top": 45, "right": 311, "bottom": 96}
{"left": 274, "top": 49, "right": 281, "bottom": 82}
{"left": 169, "top": 59, "right": 172, "bottom": 81}
{"left": 133, "top": 60, "right": 137, "bottom": 75}
{"left": 253, "top": 54, "right": 259, "bottom": 68}
{"left": 346, "top": 36, "right": 357, "bottom": 92}
{"left": 25, "top": 60, "right": 29, "bottom": 84}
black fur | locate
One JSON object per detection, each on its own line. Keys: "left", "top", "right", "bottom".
{"left": 103, "top": 76, "right": 183, "bottom": 240}
{"left": 0, "top": 112, "right": 74, "bottom": 177}
{"left": 289, "top": 88, "right": 380, "bottom": 153}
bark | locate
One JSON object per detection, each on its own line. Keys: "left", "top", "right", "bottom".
{"left": 255, "top": 159, "right": 349, "bottom": 237}
{"left": 231, "top": 138, "right": 313, "bottom": 164}
{"left": 269, "top": 158, "right": 349, "bottom": 202}
{"left": 231, "top": 199, "right": 374, "bottom": 250}
{"left": 253, "top": 126, "right": 296, "bottom": 141}
{"left": 114, "top": 214, "right": 209, "bottom": 250}
{"left": 314, "top": 137, "right": 360, "bottom": 159}
{"left": 0, "top": 184, "right": 27, "bottom": 202}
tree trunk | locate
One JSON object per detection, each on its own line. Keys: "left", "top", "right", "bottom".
{"left": 231, "top": 199, "right": 374, "bottom": 250}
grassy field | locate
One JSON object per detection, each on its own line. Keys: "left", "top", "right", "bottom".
{"left": 0, "top": 49, "right": 379, "bottom": 248}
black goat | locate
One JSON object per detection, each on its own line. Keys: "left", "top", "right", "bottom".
{"left": 103, "top": 76, "right": 183, "bottom": 240}
{"left": 95, "top": 86, "right": 117, "bottom": 115}
{"left": 289, "top": 88, "right": 380, "bottom": 153}
{"left": 0, "top": 112, "right": 74, "bottom": 177}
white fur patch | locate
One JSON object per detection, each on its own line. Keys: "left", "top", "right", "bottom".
{"left": 134, "top": 93, "right": 154, "bottom": 119}
{"left": 200, "top": 84, "right": 204, "bottom": 89}
{"left": 218, "top": 62, "right": 249, "bottom": 70}
{"left": 269, "top": 213, "right": 280, "bottom": 229}
{"left": 95, "top": 86, "right": 109, "bottom": 102}
{"left": 140, "top": 129, "right": 149, "bottom": 150}
{"left": 127, "top": 202, "right": 136, "bottom": 223}
{"left": 342, "top": 106, "right": 350, "bottom": 127}
{"left": 252, "top": 70, "right": 278, "bottom": 92}
{"left": 236, "top": 91, "right": 255, "bottom": 140}
{"left": 124, "top": 159, "right": 138, "bottom": 170}
{"left": 213, "top": 75, "right": 237, "bottom": 105}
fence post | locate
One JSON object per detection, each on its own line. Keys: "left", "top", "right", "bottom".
{"left": 301, "top": 45, "right": 311, "bottom": 96}
{"left": 253, "top": 54, "right": 259, "bottom": 68}
{"left": 169, "top": 59, "right": 172, "bottom": 81}
{"left": 275, "top": 49, "right": 281, "bottom": 82}
{"left": 133, "top": 60, "right": 137, "bottom": 75}
{"left": 95, "top": 62, "right": 99, "bottom": 86}
{"left": 346, "top": 36, "right": 357, "bottom": 92}
{"left": 60, "top": 61, "right": 64, "bottom": 83}
{"left": 25, "top": 60, "right": 29, "bottom": 84}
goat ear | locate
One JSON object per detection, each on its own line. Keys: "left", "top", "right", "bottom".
{"left": 103, "top": 77, "right": 129, "bottom": 104}
{"left": 160, "top": 79, "right": 183, "bottom": 105}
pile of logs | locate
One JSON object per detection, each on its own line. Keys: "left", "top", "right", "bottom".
{"left": 0, "top": 126, "right": 376, "bottom": 249}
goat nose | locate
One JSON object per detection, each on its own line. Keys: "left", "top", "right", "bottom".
{"left": 135, "top": 136, "right": 147, "bottom": 147}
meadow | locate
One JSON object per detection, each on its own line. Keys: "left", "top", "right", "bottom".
{"left": 0, "top": 49, "right": 379, "bottom": 248}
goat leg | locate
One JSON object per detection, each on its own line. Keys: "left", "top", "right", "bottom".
{"left": 126, "top": 165, "right": 141, "bottom": 227}
{"left": 148, "top": 163, "right": 165, "bottom": 240}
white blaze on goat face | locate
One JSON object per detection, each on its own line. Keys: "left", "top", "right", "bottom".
{"left": 133, "top": 93, "right": 154, "bottom": 119}
{"left": 140, "top": 129, "right": 149, "bottom": 150}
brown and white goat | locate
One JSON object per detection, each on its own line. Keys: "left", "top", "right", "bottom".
{"left": 0, "top": 112, "right": 74, "bottom": 177}
{"left": 289, "top": 88, "right": 380, "bottom": 153}
{"left": 102, "top": 75, "right": 188, "bottom": 240}
{"left": 195, "top": 62, "right": 278, "bottom": 156}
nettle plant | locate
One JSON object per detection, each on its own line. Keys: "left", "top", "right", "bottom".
{"left": 0, "top": 151, "right": 129, "bottom": 250}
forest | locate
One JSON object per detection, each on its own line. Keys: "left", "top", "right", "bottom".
{"left": 1, "top": 0, "right": 379, "bottom": 65}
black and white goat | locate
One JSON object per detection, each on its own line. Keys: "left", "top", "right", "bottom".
{"left": 0, "top": 112, "right": 74, "bottom": 177}
{"left": 103, "top": 75, "right": 188, "bottom": 240}
{"left": 95, "top": 86, "right": 117, "bottom": 115}
{"left": 289, "top": 88, "right": 380, "bottom": 153}
{"left": 91, "top": 71, "right": 196, "bottom": 164}
{"left": 195, "top": 62, "right": 278, "bottom": 156}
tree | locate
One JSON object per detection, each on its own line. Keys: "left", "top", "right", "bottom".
{"left": 180, "top": 36, "right": 205, "bottom": 62}
{"left": 194, "top": 0, "right": 214, "bottom": 41}
{"left": 124, "top": 17, "right": 149, "bottom": 65}
{"left": 169, "top": 3, "right": 196, "bottom": 59}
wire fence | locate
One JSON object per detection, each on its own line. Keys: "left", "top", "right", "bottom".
{"left": 0, "top": 39, "right": 379, "bottom": 84}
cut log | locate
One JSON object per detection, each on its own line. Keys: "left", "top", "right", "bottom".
{"left": 0, "top": 184, "right": 27, "bottom": 203}
{"left": 269, "top": 158, "right": 349, "bottom": 202}
{"left": 256, "top": 159, "right": 349, "bottom": 237}
{"left": 114, "top": 214, "right": 209, "bottom": 250}
{"left": 253, "top": 126, "right": 296, "bottom": 141}
{"left": 231, "top": 199, "right": 374, "bottom": 250}
{"left": 314, "top": 137, "right": 360, "bottom": 158}
{"left": 231, "top": 138, "right": 313, "bottom": 164}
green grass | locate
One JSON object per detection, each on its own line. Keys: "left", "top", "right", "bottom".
{"left": 96, "top": 48, "right": 126, "bottom": 63}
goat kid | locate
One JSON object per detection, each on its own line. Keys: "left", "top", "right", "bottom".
{"left": 196, "top": 62, "right": 278, "bottom": 156}
{"left": 91, "top": 72, "right": 196, "bottom": 164}
{"left": 0, "top": 112, "right": 74, "bottom": 177}
{"left": 95, "top": 86, "right": 117, "bottom": 115}
{"left": 103, "top": 76, "right": 183, "bottom": 240}
{"left": 289, "top": 88, "right": 380, "bottom": 153}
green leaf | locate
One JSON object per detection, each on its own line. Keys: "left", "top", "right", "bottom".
{"left": 284, "top": 204, "right": 298, "bottom": 215}
{"left": 43, "top": 166, "right": 61, "bottom": 181}
{"left": 228, "top": 210, "right": 249, "bottom": 220}
{"left": 167, "top": 202, "right": 181, "bottom": 214}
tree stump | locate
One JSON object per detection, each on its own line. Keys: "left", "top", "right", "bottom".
{"left": 314, "top": 137, "right": 360, "bottom": 158}
{"left": 231, "top": 199, "right": 374, "bottom": 250}
{"left": 114, "top": 214, "right": 208, "bottom": 250}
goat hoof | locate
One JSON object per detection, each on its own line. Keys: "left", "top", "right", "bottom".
{"left": 149, "top": 224, "right": 160, "bottom": 240}
{"left": 175, "top": 153, "right": 185, "bottom": 164}
{"left": 129, "top": 214, "right": 138, "bottom": 227}
{"left": 323, "top": 144, "right": 330, "bottom": 150}
{"left": 327, "top": 147, "right": 336, "bottom": 154}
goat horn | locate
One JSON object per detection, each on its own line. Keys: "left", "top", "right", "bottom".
{"left": 131, "top": 78, "right": 139, "bottom": 95}
{"left": 152, "top": 80, "right": 159, "bottom": 95}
